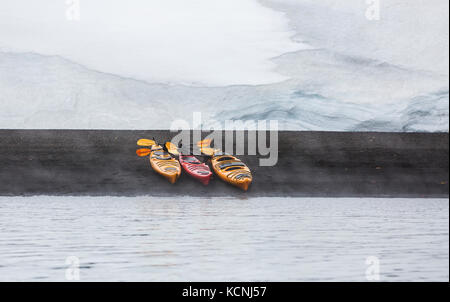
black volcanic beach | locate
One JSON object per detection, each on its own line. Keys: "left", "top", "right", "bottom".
{"left": 0, "top": 130, "right": 448, "bottom": 198}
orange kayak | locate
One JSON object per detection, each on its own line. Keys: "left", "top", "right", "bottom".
{"left": 210, "top": 154, "right": 252, "bottom": 191}
{"left": 149, "top": 145, "right": 181, "bottom": 184}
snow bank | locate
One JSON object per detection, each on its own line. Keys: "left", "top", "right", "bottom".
{"left": 0, "top": 0, "right": 304, "bottom": 86}
{"left": 262, "top": 0, "right": 449, "bottom": 76}
{"left": 0, "top": 0, "right": 448, "bottom": 131}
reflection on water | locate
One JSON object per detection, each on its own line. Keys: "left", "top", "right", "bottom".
{"left": 0, "top": 197, "right": 448, "bottom": 281}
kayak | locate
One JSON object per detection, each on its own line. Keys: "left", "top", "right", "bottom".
{"left": 210, "top": 153, "right": 252, "bottom": 191}
{"left": 136, "top": 139, "right": 181, "bottom": 184}
{"left": 165, "top": 142, "right": 212, "bottom": 185}
{"left": 149, "top": 144, "right": 181, "bottom": 184}
{"left": 179, "top": 154, "right": 212, "bottom": 185}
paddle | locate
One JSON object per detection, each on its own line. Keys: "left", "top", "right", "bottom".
{"left": 136, "top": 148, "right": 151, "bottom": 157}
{"left": 138, "top": 138, "right": 218, "bottom": 158}
{"left": 137, "top": 138, "right": 156, "bottom": 147}
{"left": 136, "top": 138, "right": 156, "bottom": 157}
{"left": 165, "top": 142, "right": 180, "bottom": 156}
{"left": 197, "top": 138, "right": 212, "bottom": 148}
{"left": 195, "top": 139, "right": 221, "bottom": 156}
{"left": 199, "top": 147, "right": 220, "bottom": 157}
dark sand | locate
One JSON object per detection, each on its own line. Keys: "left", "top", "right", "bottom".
{"left": 0, "top": 130, "right": 448, "bottom": 197}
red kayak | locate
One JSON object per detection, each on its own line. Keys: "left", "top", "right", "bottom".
{"left": 179, "top": 154, "right": 212, "bottom": 185}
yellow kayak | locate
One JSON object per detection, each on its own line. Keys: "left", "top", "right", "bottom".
{"left": 210, "top": 153, "right": 252, "bottom": 191}
{"left": 137, "top": 139, "right": 181, "bottom": 184}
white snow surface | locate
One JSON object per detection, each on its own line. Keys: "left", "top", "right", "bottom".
{"left": 0, "top": 0, "right": 304, "bottom": 86}
{"left": 0, "top": 0, "right": 448, "bottom": 131}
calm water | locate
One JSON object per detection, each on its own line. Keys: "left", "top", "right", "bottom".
{"left": 0, "top": 196, "right": 448, "bottom": 281}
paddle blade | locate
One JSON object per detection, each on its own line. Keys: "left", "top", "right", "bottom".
{"left": 197, "top": 138, "right": 212, "bottom": 148}
{"left": 165, "top": 142, "right": 180, "bottom": 156}
{"left": 137, "top": 139, "right": 156, "bottom": 147}
{"left": 136, "top": 148, "right": 151, "bottom": 157}
{"left": 200, "top": 147, "right": 220, "bottom": 156}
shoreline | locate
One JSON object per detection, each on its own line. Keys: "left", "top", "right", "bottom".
{"left": 0, "top": 130, "right": 448, "bottom": 198}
